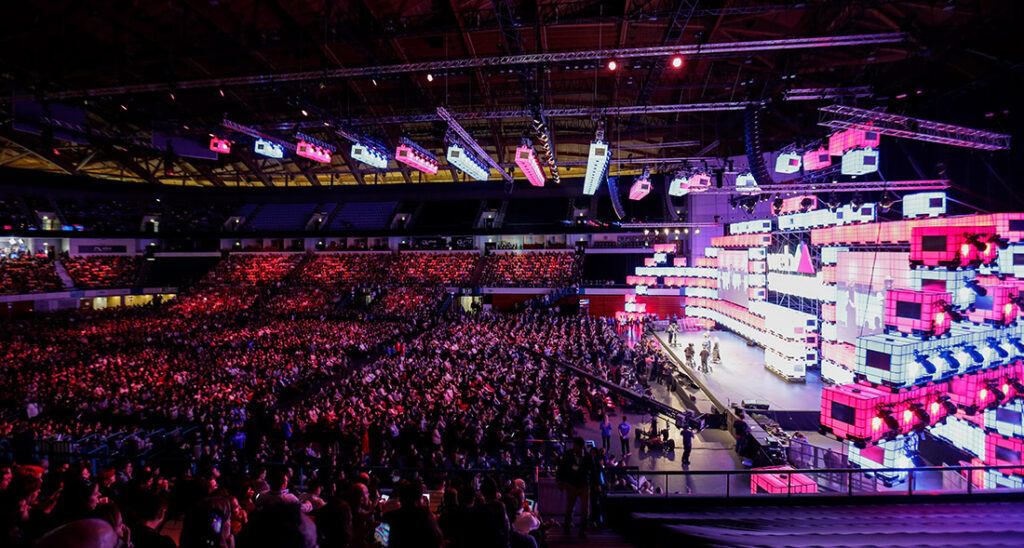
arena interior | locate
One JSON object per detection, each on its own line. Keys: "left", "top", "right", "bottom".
{"left": 2, "top": 1, "right": 1024, "bottom": 547}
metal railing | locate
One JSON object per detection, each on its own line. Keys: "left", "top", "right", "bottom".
{"left": 603, "top": 464, "right": 1024, "bottom": 498}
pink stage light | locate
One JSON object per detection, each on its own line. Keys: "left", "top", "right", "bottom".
{"left": 629, "top": 174, "right": 652, "bottom": 200}
{"left": 209, "top": 137, "right": 231, "bottom": 154}
{"left": 828, "top": 127, "right": 881, "bottom": 156}
{"left": 514, "top": 145, "right": 546, "bottom": 187}
{"left": 395, "top": 143, "right": 439, "bottom": 174}
{"left": 296, "top": 140, "right": 332, "bottom": 163}
{"left": 779, "top": 195, "right": 817, "bottom": 214}
{"left": 802, "top": 147, "right": 831, "bottom": 170}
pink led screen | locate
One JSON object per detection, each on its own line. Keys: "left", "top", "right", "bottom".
{"left": 717, "top": 250, "right": 750, "bottom": 307}
{"left": 834, "top": 251, "right": 914, "bottom": 346}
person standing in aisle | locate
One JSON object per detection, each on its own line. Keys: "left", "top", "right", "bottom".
{"left": 680, "top": 427, "right": 695, "bottom": 466}
{"left": 699, "top": 346, "right": 711, "bottom": 373}
{"left": 599, "top": 416, "right": 612, "bottom": 453}
{"left": 618, "top": 416, "right": 632, "bottom": 457}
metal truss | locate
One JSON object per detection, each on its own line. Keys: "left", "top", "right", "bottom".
{"left": 692, "top": 179, "right": 950, "bottom": 196}
{"left": 437, "top": 107, "right": 512, "bottom": 184}
{"left": 783, "top": 87, "right": 874, "bottom": 101}
{"left": 818, "top": 104, "right": 1011, "bottom": 151}
{"left": 43, "top": 34, "right": 906, "bottom": 99}
{"left": 340, "top": 101, "right": 761, "bottom": 126}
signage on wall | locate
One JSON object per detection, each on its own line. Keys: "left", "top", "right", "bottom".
{"left": 78, "top": 245, "right": 128, "bottom": 253}
{"left": 834, "top": 251, "right": 914, "bottom": 345}
{"left": 717, "top": 250, "right": 750, "bottom": 307}
{"left": 767, "top": 242, "right": 816, "bottom": 274}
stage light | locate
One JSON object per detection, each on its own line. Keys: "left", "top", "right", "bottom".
{"left": 629, "top": 168, "right": 652, "bottom": 201}
{"left": 735, "top": 172, "right": 758, "bottom": 193}
{"left": 840, "top": 147, "right": 879, "bottom": 176}
{"left": 823, "top": 193, "right": 841, "bottom": 212}
{"left": 209, "top": 137, "right": 231, "bottom": 154}
{"left": 447, "top": 143, "right": 490, "bottom": 181}
{"left": 930, "top": 401, "right": 941, "bottom": 416}
{"left": 879, "top": 191, "right": 898, "bottom": 212}
{"left": 775, "top": 152, "right": 801, "bottom": 174}
{"left": 802, "top": 147, "right": 831, "bottom": 171}
{"left": 878, "top": 409, "right": 900, "bottom": 431}
{"left": 395, "top": 137, "right": 439, "bottom": 174}
{"left": 1012, "top": 379, "right": 1024, "bottom": 395}
{"left": 938, "top": 349, "right": 960, "bottom": 370}
{"left": 772, "top": 197, "right": 784, "bottom": 215}
{"left": 301, "top": 109, "right": 308, "bottom": 116}
{"left": 583, "top": 141, "right": 611, "bottom": 195}
{"left": 426, "top": 73, "right": 434, "bottom": 82}
{"left": 914, "top": 353, "right": 936, "bottom": 375}
{"left": 938, "top": 396, "right": 958, "bottom": 416}
{"left": 351, "top": 142, "right": 389, "bottom": 170}
{"left": 296, "top": 140, "right": 332, "bottom": 163}
{"left": 515, "top": 144, "right": 546, "bottom": 187}
{"left": 668, "top": 173, "right": 689, "bottom": 196}
{"left": 799, "top": 197, "right": 815, "bottom": 212}
{"left": 964, "top": 278, "right": 987, "bottom": 297}
{"left": 988, "top": 337, "right": 1009, "bottom": 359}
{"left": 219, "top": 88, "right": 225, "bottom": 97}
{"left": 849, "top": 192, "right": 864, "bottom": 210}
{"left": 671, "top": 56, "right": 683, "bottom": 68}
{"left": 607, "top": 60, "right": 618, "bottom": 71}
{"left": 872, "top": 416, "right": 883, "bottom": 431}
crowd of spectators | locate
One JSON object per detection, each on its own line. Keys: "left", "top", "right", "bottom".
{"left": 63, "top": 256, "right": 139, "bottom": 289}
{"left": 390, "top": 253, "right": 479, "bottom": 286}
{"left": 0, "top": 257, "right": 62, "bottom": 295}
{"left": 210, "top": 254, "right": 303, "bottom": 285}
{"left": 481, "top": 252, "right": 582, "bottom": 288}
{"left": 369, "top": 286, "right": 444, "bottom": 321}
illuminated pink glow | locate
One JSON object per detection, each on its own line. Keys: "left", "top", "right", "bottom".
{"left": 884, "top": 289, "right": 952, "bottom": 336}
{"left": 802, "top": 147, "right": 832, "bottom": 170}
{"left": 750, "top": 466, "right": 817, "bottom": 494}
{"left": 209, "top": 137, "right": 231, "bottom": 153}
{"left": 711, "top": 233, "right": 772, "bottom": 248}
{"left": 779, "top": 195, "right": 818, "bottom": 215}
{"left": 514, "top": 145, "right": 546, "bottom": 187}
{"left": 652, "top": 243, "right": 676, "bottom": 253}
{"left": 811, "top": 213, "right": 1024, "bottom": 246}
{"left": 694, "top": 257, "right": 715, "bottom": 267}
{"left": 828, "top": 127, "right": 881, "bottom": 156}
{"left": 629, "top": 177, "right": 652, "bottom": 200}
{"left": 296, "top": 140, "right": 332, "bottom": 163}
{"left": 395, "top": 144, "right": 439, "bottom": 174}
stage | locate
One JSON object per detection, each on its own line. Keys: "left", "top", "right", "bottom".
{"left": 654, "top": 329, "right": 824, "bottom": 413}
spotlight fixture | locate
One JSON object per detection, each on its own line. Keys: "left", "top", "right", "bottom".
{"left": 878, "top": 409, "right": 900, "bottom": 431}
{"left": 514, "top": 143, "right": 546, "bottom": 187}
{"left": 209, "top": 137, "right": 231, "bottom": 154}
{"left": 671, "top": 56, "right": 684, "bottom": 68}
{"left": 668, "top": 172, "right": 689, "bottom": 196}
{"left": 426, "top": 73, "right": 434, "bottom": 82}
{"left": 937, "top": 396, "right": 959, "bottom": 416}
{"left": 823, "top": 193, "right": 842, "bottom": 212}
{"left": 964, "top": 278, "right": 988, "bottom": 297}
{"left": 772, "top": 196, "right": 784, "bottom": 215}
{"left": 799, "top": 197, "right": 815, "bottom": 212}
{"left": 879, "top": 191, "right": 898, "bottom": 212}
{"left": 583, "top": 140, "right": 611, "bottom": 195}
{"left": 629, "top": 168, "right": 652, "bottom": 201}
{"left": 775, "top": 152, "right": 801, "bottom": 174}
{"left": 849, "top": 192, "right": 864, "bottom": 211}
{"left": 351, "top": 141, "right": 389, "bottom": 169}
{"left": 446, "top": 143, "right": 490, "bottom": 181}
{"left": 395, "top": 137, "right": 439, "bottom": 174}
{"left": 607, "top": 60, "right": 618, "bottom": 71}
{"left": 254, "top": 138, "right": 284, "bottom": 159}
{"left": 914, "top": 352, "right": 936, "bottom": 375}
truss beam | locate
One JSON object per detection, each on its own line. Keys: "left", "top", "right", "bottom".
{"left": 44, "top": 34, "right": 906, "bottom": 99}
{"left": 818, "top": 104, "right": 1011, "bottom": 151}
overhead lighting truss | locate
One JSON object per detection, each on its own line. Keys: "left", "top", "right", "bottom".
{"left": 531, "top": 105, "right": 559, "bottom": 184}
{"left": 395, "top": 137, "right": 438, "bottom": 174}
{"left": 446, "top": 142, "right": 490, "bottom": 181}
{"left": 687, "top": 179, "right": 950, "bottom": 196}
{"left": 45, "top": 34, "right": 905, "bottom": 99}
{"left": 783, "top": 87, "right": 874, "bottom": 101}
{"left": 295, "top": 132, "right": 334, "bottom": 163}
{"left": 437, "top": 107, "right": 512, "bottom": 184}
{"left": 351, "top": 140, "right": 389, "bottom": 169}
{"left": 818, "top": 104, "right": 1011, "bottom": 151}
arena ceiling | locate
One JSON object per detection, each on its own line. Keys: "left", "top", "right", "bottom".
{"left": 0, "top": 0, "right": 1018, "bottom": 189}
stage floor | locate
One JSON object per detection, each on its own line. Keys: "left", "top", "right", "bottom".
{"left": 655, "top": 329, "right": 824, "bottom": 413}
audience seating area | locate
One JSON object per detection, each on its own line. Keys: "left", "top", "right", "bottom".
{"left": 63, "top": 256, "right": 139, "bottom": 289}
{"left": 391, "top": 252, "right": 479, "bottom": 285}
{"left": 207, "top": 253, "right": 304, "bottom": 285}
{"left": 481, "top": 251, "right": 582, "bottom": 287}
{"left": 0, "top": 257, "right": 61, "bottom": 294}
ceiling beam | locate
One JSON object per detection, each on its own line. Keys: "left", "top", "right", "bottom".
{"left": 0, "top": 129, "right": 79, "bottom": 174}
{"left": 187, "top": 161, "right": 226, "bottom": 187}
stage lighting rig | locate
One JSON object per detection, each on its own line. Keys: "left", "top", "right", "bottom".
{"left": 351, "top": 140, "right": 389, "bottom": 169}
{"left": 584, "top": 123, "right": 611, "bottom": 196}
{"left": 446, "top": 141, "right": 490, "bottom": 181}
{"left": 395, "top": 137, "right": 439, "bottom": 174}
{"left": 514, "top": 141, "right": 546, "bottom": 187}
{"left": 668, "top": 172, "right": 689, "bottom": 196}
{"left": 629, "top": 168, "right": 652, "bottom": 201}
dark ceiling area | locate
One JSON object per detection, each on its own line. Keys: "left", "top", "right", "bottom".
{"left": 0, "top": 0, "right": 1019, "bottom": 206}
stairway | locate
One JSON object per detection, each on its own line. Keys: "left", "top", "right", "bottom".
{"left": 283, "top": 253, "right": 315, "bottom": 284}
{"left": 469, "top": 253, "right": 488, "bottom": 287}
{"left": 134, "top": 257, "right": 153, "bottom": 287}
{"left": 54, "top": 260, "right": 76, "bottom": 290}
